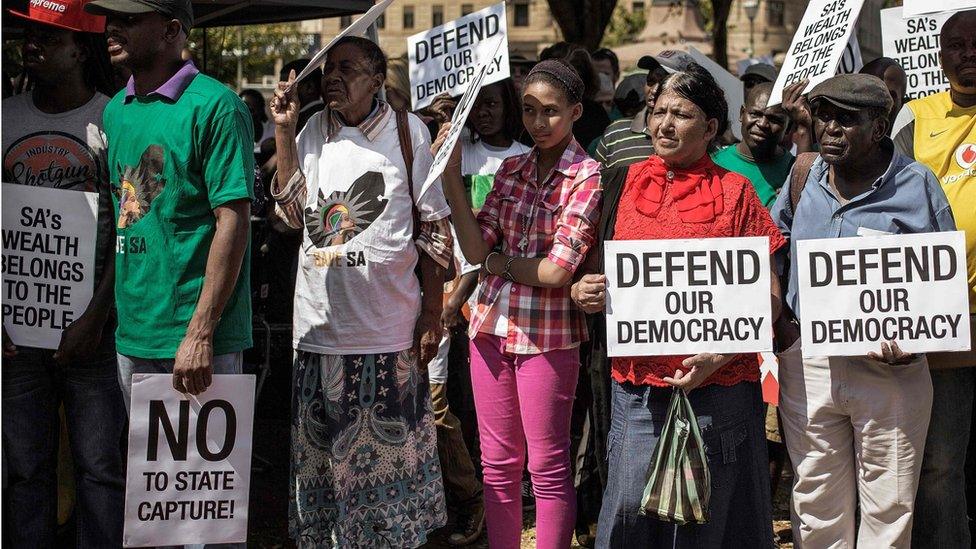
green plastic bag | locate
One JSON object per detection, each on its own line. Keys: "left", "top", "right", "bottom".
{"left": 639, "top": 388, "right": 711, "bottom": 525}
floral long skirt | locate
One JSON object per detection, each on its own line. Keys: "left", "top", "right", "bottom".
{"left": 289, "top": 349, "right": 447, "bottom": 548}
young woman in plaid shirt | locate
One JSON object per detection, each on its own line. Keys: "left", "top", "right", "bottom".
{"left": 434, "top": 60, "right": 602, "bottom": 548}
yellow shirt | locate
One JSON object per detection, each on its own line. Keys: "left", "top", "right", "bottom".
{"left": 895, "top": 91, "right": 976, "bottom": 311}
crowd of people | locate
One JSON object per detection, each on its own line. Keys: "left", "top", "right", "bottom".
{"left": 1, "top": 0, "right": 974, "bottom": 547}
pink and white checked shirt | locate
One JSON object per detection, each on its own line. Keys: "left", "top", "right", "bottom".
{"left": 470, "top": 138, "right": 602, "bottom": 354}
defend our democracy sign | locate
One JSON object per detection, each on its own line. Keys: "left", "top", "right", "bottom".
{"left": 767, "top": 0, "right": 866, "bottom": 106}
{"left": 881, "top": 7, "right": 951, "bottom": 100}
{"left": 796, "top": 231, "right": 971, "bottom": 358}
{"left": 1, "top": 183, "right": 98, "bottom": 349}
{"left": 604, "top": 237, "right": 774, "bottom": 357}
{"left": 123, "top": 374, "right": 256, "bottom": 547}
{"left": 408, "top": 3, "right": 509, "bottom": 110}
{"left": 421, "top": 38, "right": 504, "bottom": 196}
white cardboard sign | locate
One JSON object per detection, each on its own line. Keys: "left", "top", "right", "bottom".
{"left": 291, "top": 0, "right": 394, "bottom": 86}
{"left": 604, "top": 237, "right": 774, "bottom": 357}
{"left": 408, "top": 2, "right": 509, "bottom": 110}
{"left": 421, "top": 38, "right": 503, "bottom": 197}
{"left": 1, "top": 183, "right": 98, "bottom": 349}
{"left": 881, "top": 7, "right": 952, "bottom": 100}
{"left": 768, "top": 0, "right": 866, "bottom": 106}
{"left": 685, "top": 46, "right": 745, "bottom": 140}
{"left": 903, "top": 0, "right": 976, "bottom": 16}
{"left": 796, "top": 231, "right": 971, "bottom": 357}
{"left": 837, "top": 33, "right": 864, "bottom": 74}
{"left": 123, "top": 374, "right": 256, "bottom": 548}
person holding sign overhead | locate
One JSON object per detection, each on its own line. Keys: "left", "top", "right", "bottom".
{"left": 770, "top": 73, "right": 957, "bottom": 548}
{"left": 270, "top": 36, "right": 450, "bottom": 548}
{"left": 891, "top": 10, "right": 976, "bottom": 548}
{"left": 569, "top": 64, "right": 785, "bottom": 547}
{"left": 434, "top": 59, "right": 602, "bottom": 549}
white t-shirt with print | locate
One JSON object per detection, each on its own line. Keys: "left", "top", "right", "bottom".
{"left": 292, "top": 109, "right": 450, "bottom": 355}
{"left": 460, "top": 136, "right": 530, "bottom": 178}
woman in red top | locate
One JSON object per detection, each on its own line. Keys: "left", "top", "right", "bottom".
{"left": 571, "top": 64, "right": 786, "bottom": 547}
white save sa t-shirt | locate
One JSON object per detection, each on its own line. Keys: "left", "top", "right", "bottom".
{"left": 292, "top": 108, "right": 450, "bottom": 355}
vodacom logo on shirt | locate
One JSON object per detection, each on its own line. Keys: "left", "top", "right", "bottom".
{"left": 956, "top": 143, "right": 976, "bottom": 170}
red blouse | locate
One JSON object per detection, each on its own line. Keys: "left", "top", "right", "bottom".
{"left": 610, "top": 155, "right": 786, "bottom": 388}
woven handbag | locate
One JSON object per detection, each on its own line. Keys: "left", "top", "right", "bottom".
{"left": 639, "top": 387, "right": 711, "bottom": 525}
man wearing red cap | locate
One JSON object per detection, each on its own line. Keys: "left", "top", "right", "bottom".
{"left": 1, "top": 1, "right": 124, "bottom": 546}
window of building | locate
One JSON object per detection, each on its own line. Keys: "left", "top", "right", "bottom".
{"left": 403, "top": 5, "right": 414, "bottom": 29}
{"left": 632, "top": 1, "right": 645, "bottom": 13}
{"left": 432, "top": 4, "right": 444, "bottom": 26}
{"left": 514, "top": 1, "right": 530, "bottom": 26}
{"left": 461, "top": 3, "right": 473, "bottom": 15}
{"left": 767, "top": 0, "right": 785, "bottom": 27}
{"left": 339, "top": 15, "right": 352, "bottom": 28}
{"left": 376, "top": 12, "right": 385, "bottom": 29}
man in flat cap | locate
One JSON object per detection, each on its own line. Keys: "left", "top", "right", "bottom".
{"left": 770, "top": 73, "right": 956, "bottom": 548}
{"left": 83, "top": 0, "right": 254, "bottom": 411}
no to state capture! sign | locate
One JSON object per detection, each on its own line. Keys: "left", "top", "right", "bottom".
{"left": 124, "top": 374, "right": 256, "bottom": 547}
{"left": 604, "top": 237, "right": 773, "bottom": 357}
{"left": 408, "top": 2, "right": 509, "bottom": 110}
{"left": 797, "top": 231, "right": 971, "bottom": 357}
{"left": 1, "top": 183, "right": 98, "bottom": 349}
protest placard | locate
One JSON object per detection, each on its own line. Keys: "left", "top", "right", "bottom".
{"left": 903, "top": 0, "right": 976, "bottom": 16}
{"left": 796, "top": 231, "right": 971, "bottom": 358}
{"left": 421, "top": 38, "right": 503, "bottom": 197}
{"left": 604, "top": 237, "right": 774, "bottom": 357}
{"left": 767, "top": 0, "right": 866, "bottom": 106}
{"left": 290, "top": 0, "right": 394, "bottom": 86}
{"left": 1, "top": 183, "right": 98, "bottom": 349}
{"left": 837, "top": 33, "right": 863, "bottom": 74}
{"left": 882, "top": 7, "right": 951, "bottom": 99}
{"left": 408, "top": 2, "right": 509, "bottom": 110}
{"left": 123, "top": 374, "right": 256, "bottom": 548}
{"left": 685, "top": 46, "right": 745, "bottom": 140}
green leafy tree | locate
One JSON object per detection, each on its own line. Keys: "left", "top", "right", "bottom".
{"left": 601, "top": 5, "right": 648, "bottom": 48}
{"left": 187, "top": 23, "right": 315, "bottom": 87}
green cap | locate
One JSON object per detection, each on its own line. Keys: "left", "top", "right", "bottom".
{"left": 84, "top": 0, "right": 193, "bottom": 32}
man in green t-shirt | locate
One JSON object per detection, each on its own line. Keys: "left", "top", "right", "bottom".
{"left": 85, "top": 0, "right": 253, "bottom": 405}
{"left": 712, "top": 82, "right": 795, "bottom": 208}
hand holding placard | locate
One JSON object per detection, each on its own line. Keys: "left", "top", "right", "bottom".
{"left": 288, "top": 0, "right": 394, "bottom": 90}
{"left": 420, "top": 37, "right": 504, "bottom": 198}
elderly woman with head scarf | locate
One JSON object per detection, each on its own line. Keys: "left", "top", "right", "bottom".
{"left": 270, "top": 36, "right": 451, "bottom": 548}
{"left": 570, "top": 64, "right": 785, "bottom": 547}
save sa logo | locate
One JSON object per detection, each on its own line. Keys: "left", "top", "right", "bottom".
{"left": 955, "top": 143, "right": 976, "bottom": 170}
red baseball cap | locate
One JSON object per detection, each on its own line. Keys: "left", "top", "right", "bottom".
{"left": 8, "top": 0, "right": 106, "bottom": 34}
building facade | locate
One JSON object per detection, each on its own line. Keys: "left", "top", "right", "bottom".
{"left": 299, "top": 0, "right": 562, "bottom": 60}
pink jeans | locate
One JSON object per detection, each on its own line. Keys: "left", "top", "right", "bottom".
{"left": 469, "top": 333, "right": 579, "bottom": 549}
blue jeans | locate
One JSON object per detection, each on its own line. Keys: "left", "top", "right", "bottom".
{"left": 116, "top": 352, "right": 245, "bottom": 549}
{"left": 913, "top": 368, "right": 975, "bottom": 549}
{"left": 2, "top": 347, "right": 126, "bottom": 548}
{"left": 596, "top": 381, "right": 773, "bottom": 548}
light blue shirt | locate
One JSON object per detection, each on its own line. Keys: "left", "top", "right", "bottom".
{"left": 771, "top": 146, "right": 956, "bottom": 319}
